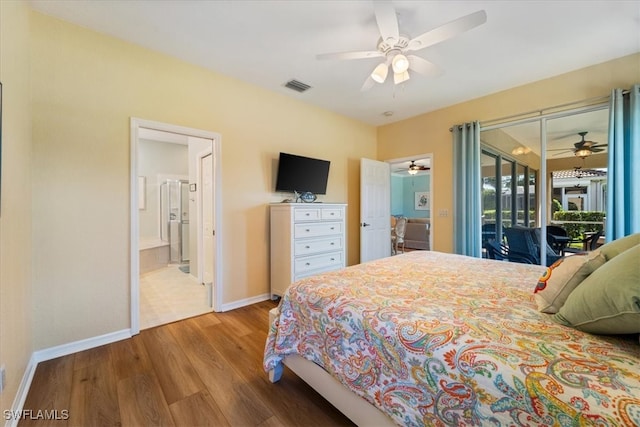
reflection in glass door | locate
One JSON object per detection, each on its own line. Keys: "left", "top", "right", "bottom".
{"left": 481, "top": 152, "right": 498, "bottom": 254}
{"left": 501, "top": 157, "right": 515, "bottom": 229}
{"left": 480, "top": 104, "right": 608, "bottom": 265}
{"left": 480, "top": 121, "right": 541, "bottom": 261}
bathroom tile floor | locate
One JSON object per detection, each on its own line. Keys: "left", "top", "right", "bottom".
{"left": 140, "top": 264, "right": 211, "bottom": 330}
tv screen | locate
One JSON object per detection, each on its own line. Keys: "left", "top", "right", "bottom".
{"left": 275, "top": 152, "right": 330, "bottom": 195}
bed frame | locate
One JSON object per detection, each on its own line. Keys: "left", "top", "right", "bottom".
{"left": 268, "top": 309, "right": 395, "bottom": 426}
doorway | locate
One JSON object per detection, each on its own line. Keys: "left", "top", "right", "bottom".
{"left": 130, "top": 118, "right": 222, "bottom": 334}
{"left": 387, "top": 154, "right": 434, "bottom": 252}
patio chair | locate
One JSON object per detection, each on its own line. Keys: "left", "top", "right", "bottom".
{"left": 505, "top": 226, "right": 562, "bottom": 266}
{"left": 485, "top": 240, "right": 535, "bottom": 264}
{"left": 546, "top": 225, "right": 570, "bottom": 255}
{"left": 565, "top": 230, "right": 604, "bottom": 254}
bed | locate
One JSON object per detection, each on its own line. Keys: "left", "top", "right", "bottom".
{"left": 263, "top": 250, "right": 640, "bottom": 426}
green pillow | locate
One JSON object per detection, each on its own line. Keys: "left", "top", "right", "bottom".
{"left": 553, "top": 244, "right": 640, "bottom": 334}
{"left": 598, "top": 233, "right": 640, "bottom": 261}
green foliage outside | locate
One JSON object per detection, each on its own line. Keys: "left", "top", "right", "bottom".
{"left": 483, "top": 210, "right": 537, "bottom": 228}
{"left": 552, "top": 211, "right": 605, "bottom": 240}
{"left": 483, "top": 209, "right": 605, "bottom": 241}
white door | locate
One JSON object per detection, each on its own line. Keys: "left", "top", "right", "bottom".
{"left": 360, "top": 158, "right": 391, "bottom": 263}
{"left": 201, "top": 153, "right": 215, "bottom": 308}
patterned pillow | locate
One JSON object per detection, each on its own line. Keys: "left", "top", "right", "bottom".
{"left": 553, "top": 244, "right": 640, "bottom": 334}
{"left": 534, "top": 249, "right": 605, "bottom": 314}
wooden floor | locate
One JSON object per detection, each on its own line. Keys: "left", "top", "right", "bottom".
{"left": 20, "top": 300, "right": 355, "bottom": 426}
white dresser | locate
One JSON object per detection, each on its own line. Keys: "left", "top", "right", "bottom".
{"left": 270, "top": 203, "right": 347, "bottom": 298}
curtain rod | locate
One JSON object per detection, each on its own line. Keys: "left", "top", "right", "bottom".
{"left": 448, "top": 90, "right": 631, "bottom": 132}
{"left": 480, "top": 94, "right": 611, "bottom": 127}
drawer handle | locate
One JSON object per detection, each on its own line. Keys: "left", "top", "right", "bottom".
{"left": 330, "top": 242, "right": 335, "bottom": 245}
{"left": 330, "top": 258, "right": 335, "bottom": 261}
{"left": 330, "top": 227, "right": 335, "bottom": 230}
{"left": 305, "top": 245, "right": 310, "bottom": 249}
{"left": 305, "top": 229, "right": 310, "bottom": 232}
{"left": 305, "top": 262, "right": 311, "bottom": 266}
{"left": 330, "top": 212, "right": 335, "bottom": 216}
{"left": 305, "top": 213, "right": 310, "bottom": 216}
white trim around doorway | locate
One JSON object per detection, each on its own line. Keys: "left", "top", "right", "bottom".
{"left": 130, "top": 118, "right": 223, "bottom": 335}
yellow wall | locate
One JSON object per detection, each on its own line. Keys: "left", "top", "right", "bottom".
{"left": 378, "top": 53, "right": 640, "bottom": 253}
{"left": 0, "top": 0, "right": 33, "bottom": 414}
{"left": 29, "top": 12, "right": 376, "bottom": 350}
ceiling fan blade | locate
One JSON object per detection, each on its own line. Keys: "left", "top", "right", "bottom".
{"left": 591, "top": 148, "right": 605, "bottom": 153}
{"left": 361, "top": 76, "right": 376, "bottom": 92}
{"left": 316, "top": 50, "right": 384, "bottom": 61}
{"left": 552, "top": 150, "right": 573, "bottom": 157}
{"left": 406, "top": 10, "right": 487, "bottom": 52}
{"left": 373, "top": 0, "right": 399, "bottom": 44}
{"left": 407, "top": 55, "right": 442, "bottom": 77}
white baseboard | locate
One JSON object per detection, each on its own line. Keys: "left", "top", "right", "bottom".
{"left": 4, "top": 353, "right": 38, "bottom": 427}
{"left": 220, "top": 293, "right": 271, "bottom": 312}
{"left": 4, "top": 329, "right": 131, "bottom": 427}
{"left": 33, "top": 329, "right": 131, "bottom": 364}
{"left": 4, "top": 295, "right": 271, "bottom": 426}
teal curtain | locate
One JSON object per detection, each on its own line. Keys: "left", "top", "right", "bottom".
{"left": 452, "top": 121, "right": 482, "bottom": 257}
{"left": 606, "top": 85, "right": 640, "bottom": 241}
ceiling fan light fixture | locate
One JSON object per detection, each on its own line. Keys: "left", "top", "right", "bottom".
{"left": 408, "top": 168, "right": 418, "bottom": 175}
{"left": 371, "top": 63, "right": 389, "bottom": 83}
{"left": 393, "top": 70, "right": 410, "bottom": 84}
{"left": 511, "top": 146, "right": 532, "bottom": 155}
{"left": 575, "top": 148, "right": 591, "bottom": 157}
{"left": 391, "top": 54, "right": 409, "bottom": 73}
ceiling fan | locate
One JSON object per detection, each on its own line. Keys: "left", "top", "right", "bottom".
{"left": 316, "top": 1, "right": 487, "bottom": 91}
{"left": 549, "top": 131, "right": 608, "bottom": 157}
{"left": 407, "top": 160, "right": 430, "bottom": 174}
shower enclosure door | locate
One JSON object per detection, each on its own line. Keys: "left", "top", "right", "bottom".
{"left": 160, "top": 179, "right": 190, "bottom": 264}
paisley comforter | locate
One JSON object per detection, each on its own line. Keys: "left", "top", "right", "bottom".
{"left": 263, "top": 251, "right": 640, "bottom": 426}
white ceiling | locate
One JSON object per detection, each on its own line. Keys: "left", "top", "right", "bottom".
{"left": 28, "top": 0, "right": 640, "bottom": 126}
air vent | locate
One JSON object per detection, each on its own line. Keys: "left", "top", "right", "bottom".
{"left": 284, "top": 79, "right": 312, "bottom": 93}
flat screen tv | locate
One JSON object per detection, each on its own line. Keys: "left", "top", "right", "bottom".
{"left": 275, "top": 152, "right": 330, "bottom": 195}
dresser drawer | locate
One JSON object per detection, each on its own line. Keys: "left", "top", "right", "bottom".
{"left": 294, "top": 208, "right": 321, "bottom": 222}
{"left": 294, "top": 251, "right": 343, "bottom": 276}
{"left": 294, "top": 236, "right": 343, "bottom": 256}
{"left": 320, "top": 208, "right": 344, "bottom": 220}
{"left": 294, "top": 222, "right": 342, "bottom": 238}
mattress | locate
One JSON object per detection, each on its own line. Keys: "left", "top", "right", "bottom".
{"left": 264, "top": 251, "right": 640, "bottom": 426}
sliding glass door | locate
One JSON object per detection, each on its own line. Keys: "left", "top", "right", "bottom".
{"left": 480, "top": 105, "right": 608, "bottom": 264}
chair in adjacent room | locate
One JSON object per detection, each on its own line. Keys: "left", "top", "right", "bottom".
{"left": 391, "top": 216, "right": 407, "bottom": 255}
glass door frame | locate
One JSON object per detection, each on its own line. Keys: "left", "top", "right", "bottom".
{"left": 481, "top": 148, "right": 537, "bottom": 247}
{"left": 480, "top": 103, "right": 608, "bottom": 266}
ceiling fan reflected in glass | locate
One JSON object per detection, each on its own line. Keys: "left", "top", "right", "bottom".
{"left": 316, "top": 1, "right": 487, "bottom": 91}
{"left": 549, "top": 131, "right": 608, "bottom": 158}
